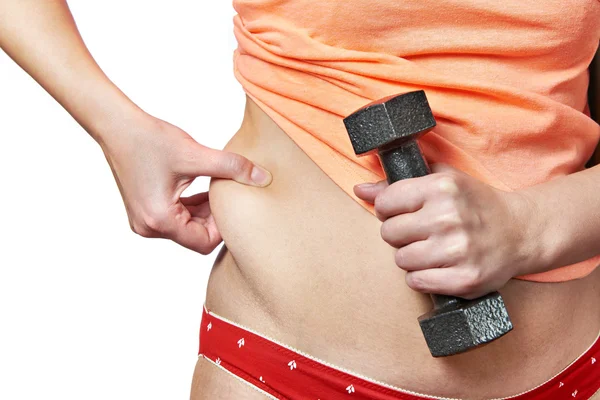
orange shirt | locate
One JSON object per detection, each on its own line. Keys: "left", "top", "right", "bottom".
{"left": 231, "top": 0, "right": 600, "bottom": 282}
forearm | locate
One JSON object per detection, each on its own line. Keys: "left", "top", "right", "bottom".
{"left": 0, "top": 0, "right": 141, "bottom": 146}
{"left": 520, "top": 48, "right": 600, "bottom": 275}
{"left": 521, "top": 163, "right": 600, "bottom": 275}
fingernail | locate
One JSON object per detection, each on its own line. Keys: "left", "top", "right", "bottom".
{"left": 356, "top": 182, "right": 375, "bottom": 189}
{"left": 251, "top": 165, "right": 272, "bottom": 186}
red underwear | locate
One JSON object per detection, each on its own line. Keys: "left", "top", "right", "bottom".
{"left": 198, "top": 305, "right": 600, "bottom": 399}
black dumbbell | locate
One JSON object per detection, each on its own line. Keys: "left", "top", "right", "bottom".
{"left": 343, "top": 90, "right": 513, "bottom": 357}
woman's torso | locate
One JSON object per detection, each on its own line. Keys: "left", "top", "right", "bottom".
{"left": 192, "top": 95, "right": 600, "bottom": 399}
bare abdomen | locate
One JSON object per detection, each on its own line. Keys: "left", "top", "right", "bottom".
{"left": 196, "top": 95, "right": 600, "bottom": 399}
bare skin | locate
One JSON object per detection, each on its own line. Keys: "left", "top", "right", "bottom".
{"left": 1, "top": 2, "right": 599, "bottom": 399}
{"left": 191, "top": 95, "right": 600, "bottom": 400}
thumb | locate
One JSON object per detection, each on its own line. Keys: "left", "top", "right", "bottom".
{"left": 187, "top": 145, "right": 273, "bottom": 187}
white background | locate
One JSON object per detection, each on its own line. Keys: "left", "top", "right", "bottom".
{"left": 0, "top": 2, "right": 244, "bottom": 399}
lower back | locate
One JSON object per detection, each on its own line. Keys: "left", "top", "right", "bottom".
{"left": 202, "top": 95, "right": 600, "bottom": 399}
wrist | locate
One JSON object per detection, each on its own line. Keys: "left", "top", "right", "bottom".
{"left": 71, "top": 81, "right": 146, "bottom": 149}
{"left": 508, "top": 187, "right": 557, "bottom": 276}
{"left": 93, "top": 102, "right": 154, "bottom": 159}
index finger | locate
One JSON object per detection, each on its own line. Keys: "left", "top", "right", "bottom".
{"left": 160, "top": 201, "right": 222, "bottom": 255}
{"left": 171, "top": 213, "right": 222, "bottom": 255}
{"left": 374, "top": 176, "right": 429, "bottom": 220}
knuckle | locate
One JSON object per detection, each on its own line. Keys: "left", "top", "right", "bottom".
{"left": 434, "top": 174, "right": 460, "bottom": 200}
{"left": 446, "top": 234, "right": 470, "bottom": 260}
{"left": 435, "top": 210, "right": 462, "bottom": 231}
{"left": 407, "top": 272, "right": 427, "bottom": 292}
{"left": 131, "top": 221, "right": 152, "bottom": 237}
{"left": 380, "top": 219, "right": 394, "bottom": 242}
{"left": 142, "top": 210, "right": 170, "bottom": 234}
{"left": 193, "top": 245, "right": 209, "bottom": 255}
{"left": 198, "top": 245, "right": 214, "bottom": 255}
{"left": 459, "top": 267, "right": 483, "bottom": 293}
{"left": 395, "top": 248, "right": 405, "bottom": 267}
{"left": 461, "top": 234, "right": 473, "bottom": 255}
{"left": 176, "top": 149, "right": 201, "bottom": 175}
{"left": 374, "top": 191, "right": 386, "bottom": 213}
{"left": 226, "top": 153, "right": 251, "bottom": 175}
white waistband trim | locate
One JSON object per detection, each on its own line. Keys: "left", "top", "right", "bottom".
{"left": 201, "top": 355, "right": 279, "bottom": 399}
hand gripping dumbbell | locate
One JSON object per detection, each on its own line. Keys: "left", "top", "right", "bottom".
{"left": 343, "top": 90, "right": 513, "bottom": 357}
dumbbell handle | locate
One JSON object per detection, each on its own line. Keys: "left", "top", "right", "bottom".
{"left": 379, "top": 141, "right": 430, "bottom": 182}
{"left": 378, "top": 140, "right": 491, "bottom": 312}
